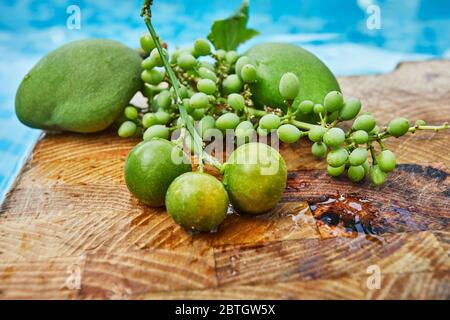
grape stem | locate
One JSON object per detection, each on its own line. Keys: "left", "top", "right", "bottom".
{"left": 246, "top": 107, "right": 267, "bottom": 117}
{"left": 289, "top": 119, "right": 314, "bottom": 131}
{"left": 408, "top": 123, "right": 449, "bottom": 133}
{"left": 328, "top": 119, "right": 340, "bottom": 127}
{"left": 370, "top": 122, "right": 449, "bottom": 141}
{"left": 368, "top": 143, "right": 377, "bottom": 164}
{"left": 377, "top": 139, "right": 386, "bottom": 151}
{"left": 142, "top": 2, "right": 221, "bottom": 172}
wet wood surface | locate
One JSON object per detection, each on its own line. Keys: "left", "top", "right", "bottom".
{"left": 1, "top": 60, "right": 449, "bottom": 299}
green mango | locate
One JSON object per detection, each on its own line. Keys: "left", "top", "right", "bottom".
{"left": 245, "top": 42, "right": 341, "bottom": 123}
{"left": 15, "top": 39, "right": 142, "bottom": 133}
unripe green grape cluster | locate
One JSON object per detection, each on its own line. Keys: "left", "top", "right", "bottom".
{"left": 117, "top": 33, "right": 449, "bottom": 187}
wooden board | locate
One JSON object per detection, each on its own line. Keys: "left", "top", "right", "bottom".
{"left": 0, "top": 60, "right": 449, "bottom": 300}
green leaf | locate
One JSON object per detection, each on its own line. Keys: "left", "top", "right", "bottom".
{"left": 207, "top": 0, "right": 259, "bottom": 51}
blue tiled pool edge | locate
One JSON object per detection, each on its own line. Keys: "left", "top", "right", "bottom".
{"left": 0, "top": 131, "right": 42, "bottom": 205}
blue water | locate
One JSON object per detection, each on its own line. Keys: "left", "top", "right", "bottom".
{"left": 0, "top": 0, "right": 449, "bottom": 203}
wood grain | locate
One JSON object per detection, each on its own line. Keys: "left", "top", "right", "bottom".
{"left": 134, "top": 272, "right": 450, "bottom": 300}
{"left": 0, "top": 61, "right": 449, "bottom": 300}
{"left": 214, "top": 231, "right": 448, "bottom": 286}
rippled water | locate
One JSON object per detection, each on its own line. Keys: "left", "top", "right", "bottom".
{"left": 0, "top": 0, "right": 449, "bottom": 202}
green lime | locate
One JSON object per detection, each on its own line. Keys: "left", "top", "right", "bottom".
{"left": 166, "top": 172, "right": 229, "bottom": 232}
{"left": 223, "top": 143, "right": 287, "bottom": 215}
{"left": 124, "top": 139, "right": 191, "bottom": 207}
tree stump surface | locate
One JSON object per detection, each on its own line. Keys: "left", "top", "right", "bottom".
{"left": 0, "top": 60, "right": 449, "bottom": 300}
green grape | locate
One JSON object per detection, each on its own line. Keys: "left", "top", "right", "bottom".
{"left": 189, "top": 47, "right": 200, "bottom": 58}
{"left": 170, "top": 49, "right": 183, "bottom": 64}
{"left": 142, "top": 84, "right": 154, "bottom": 99}
{"left": 277, "top": 124, "right": 301, "bottom": 144}
{"left": 313, "top": 103, "right": 325, "bottom": 115}
{"left": 141, "top": 58, "right": 154, "bottom": 70}
{"left": 190, "top": 92, "right": 210, "bottom": 109}
{"left": 349, "top": 148, "right": 368, "bottom": 166}
{"left": 187, "top": 89, "right": 196, "bottom": 98}
{"left": 208, "top": 95, "right": 216, "bottom": 104}
{"left": 216, "top": 113, "right": 240, "bottom": 131}
{"left": 142, "top": 113, "right": 157, "bottom": 128}
{"left": 215, "top": 49, "right": 226, "bottom": 60}
{"left": 118, "top": 121, "right": 137, "bottom": 138}
{"left": 198, "top": 67, "right": 218, "bottom": 82}
{"left": 328, "top": 111, "right": 339, "bottom": 123}
{"left": 235, "top": 121, "right": 255, "bottom": 142}
{"left": 227, "top": 93, "right": 245, "bottom": 111}
{"left": 415, "top": 119, "right": 426, "bottom": 126}
{"left": 149, "top": 96, "right": 158, "bottom": 112}
{"left": 311, "top": 142, "right": 327, "bottom": 158}
{"left": 369, "top": 165, "right": 387, "bottom": 186}
{"left": 143, "top": 125, "right": 169, "bottom": 141}
{"left": 197, "top": 79, "right": 217, "bottom": 95}
{"left": 327, "top": 164, "right": 345, "bottom": 177}
{"left": 223, "top": 75, "right": 243, "bottom": 94}
{"left": 198, "top": 115, "right": 216, "bottom": 138}
{"left": 169, "top": 104, "right": 179, "bottom": 112}
{"left": 279, "top": 72, "right": 300, "bottom": 100}
{"left": 348, "top": 165, "right": 365, "bottom": 182}
{"left": 235, "top": 120, "right": 254, "bottom": 131}
{"left": 182, "top": 98, "right": 193, "bottom": 113}
{"left": 149, "top": 48, "right": 168, "bottom": 67}
{"left": 154, "top": 110, "right": 171, "bottom": 125}
{"left": 199, "top": 61, "right": 215, "bottom": 71}
{"left": 323, "top": 91, "right": 344, "bottom": 113}
{"left": 202, "top": 128, "right": 219, "bottom": 141}
{"left": 124, "top": 106, "right": 138, "bottom": 120}
{"left": 226, "top": 51, "right": 239, "bottom": 64}
{"left": 326, "top": 148, "right": 348, "bottom": 167}
{"left": 235, "top": 56, "right": 251, "bottom": 77}
{"left": 387, "top": 117, "right": 410, "bottom": 137}
{"left": 339, "top": 98, "right": 361, "bottom": 120}
{"left": 377, "top": 150, "right": 396, "bottom": 172}
{"left": 140, "top": 33, "right": 156, "bottom": 53}
{"left": 259, "top": 114, "right": 281, "bottom": 130}
{"left": 298, "top": 100, "right": 314, "bottom": 114}
{"left": 308, "top": 125, "right": 328, "bottom": 142}
{"left": 178, "top": 85, "right": 190, "bottom": 99}
{"left": 362, "top": 160, "right": 370, "bottom": 176}
{"left": 191, "top": 108, "right": 206, "bottom": 121}
{"left": 150, "top": 81, "right": 170, "bottom": 94}
{"left": 156, "top": 90, "right": 172, "bottom": 109}
{"left": 241, "top": 64, "right": 257, "bottom": 83}
{"left": 257, "top": 126, "right": 268, "bottom": 136}
{"left": 193, "top": 39, "right": 211, "bottom": 56}
{"left": 177, "top": 53, "right": 197, "bottom": 70}
{"left": 141, "top": 69, "right": 164, "bottom": 85}
{"left": 352, "top": 114, "right": 376, "bottom": 132}
{"left": 351, "top": 130, "right": 369, "bottom": 144}
{"left": 323, "top": 127, "right": 345, "bottom": 147}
